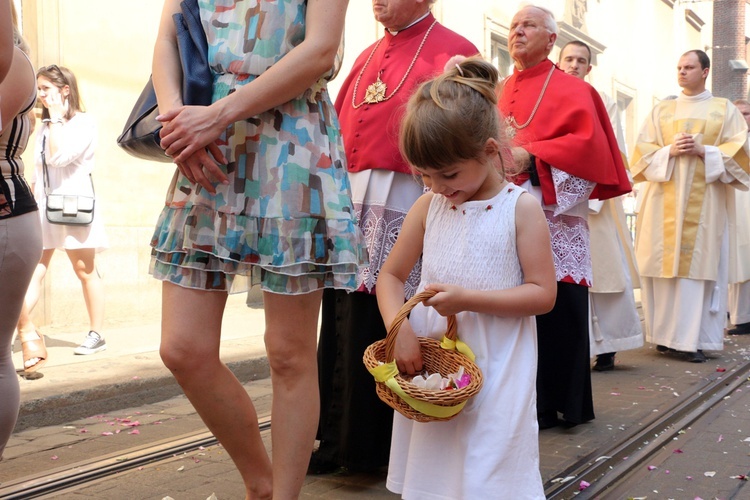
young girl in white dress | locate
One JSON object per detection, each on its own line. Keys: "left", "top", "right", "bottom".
{"left": 376, "top": 58, "right": 557, "bottom": 499}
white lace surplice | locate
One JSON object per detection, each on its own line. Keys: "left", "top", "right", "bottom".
{"left": 349, "top": 169, "right": 423, "bottom": 296}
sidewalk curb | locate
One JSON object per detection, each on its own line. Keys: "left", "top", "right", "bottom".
{"left": 16, "top": 355, "right": 270, "bottom": 431}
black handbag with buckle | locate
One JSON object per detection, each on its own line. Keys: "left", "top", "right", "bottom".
{"left": 116, "top": 0, "right": 212, "bottom": 162}
{"left": 42, "top": 137, "right": 95, "bottom": 226}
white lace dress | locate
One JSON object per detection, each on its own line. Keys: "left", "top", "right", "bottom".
{"left": 386, "top": 184, "right": 545, "bottom": 500}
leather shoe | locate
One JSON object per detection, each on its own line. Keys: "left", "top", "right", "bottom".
{"left": 656, "top": 344, "right": 676, "bottom": 353}
{"left": 593, "top": 353, "right": 615, "bottom": 371}
{"left": 684, "top": 350, "right": 707, "bottom": 363}
{"left": 538, "top": 410, "right": 561, "bottom": 430}
{"left": 728, "top": 322, "right": 750, "bottom": 335}
{"left": 307, "top": 450, "right": 339, "bottom": 475}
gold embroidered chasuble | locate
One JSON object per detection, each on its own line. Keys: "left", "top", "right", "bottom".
{"left": 630, "top": 92, "right": 750, "bottom": 281}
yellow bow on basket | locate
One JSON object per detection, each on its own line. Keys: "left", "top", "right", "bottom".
{"left": 363, "top": 289, "right": 484, "bottom": 423}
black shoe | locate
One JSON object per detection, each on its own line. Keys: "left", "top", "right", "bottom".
{"left": 684, "top": 350, "right": 707, "bottom": 363}
{"left": 656, "top": 344, "right": 676, "bottom": 353}
{"left": 593, "top": 353, "right": 615, "bottom": 371}
{"left": 307, "top": 450, "right": 339, "bottom": 475}
{"left": 728, "top": 322, "right": 750, "bottom": 335}
{"left": 538, "top": 410, "right": 561, "bottom": 430}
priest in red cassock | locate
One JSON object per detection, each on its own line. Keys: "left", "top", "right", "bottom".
{"left": 498, "top": 4, "right": 630, "bottom": 430}
{"left": 312, "top": 0, "right": 479, "bottom": 474}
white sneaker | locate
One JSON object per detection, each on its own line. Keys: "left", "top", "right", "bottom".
{"left": 74, "top": 331, "right": 107, "bottom": 355}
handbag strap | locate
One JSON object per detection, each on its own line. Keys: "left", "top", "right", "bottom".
{"left": 41, "top": 134, "right": 96, "bottom": 198}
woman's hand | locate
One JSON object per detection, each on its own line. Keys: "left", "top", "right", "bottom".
{"left": 393, "top": 320, "right": 423, "bottom": 375}
{"left": 173, "top": 145, "right": 227, "bottom": 194}
{"left": 157, "top": 105, "right": 228, "bottom": 163}
{"left": 423, "top": 283, "right": 467, "bottom": 317}
{"left": 158, "top": 106, "right": 229, "bottom": 192}
{"left": 45, "top": 91, "right": 68, "bottom": 121}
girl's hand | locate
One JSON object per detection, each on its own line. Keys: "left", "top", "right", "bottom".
{"left": 45, "top": 91, "right": 68, "bottom": 120}
{"left": 423, "top": 283, "right": 468, "bottom": 317}
{"left": 157, "top": 106, "right": 229, "bottom": 165}
{"left": 393, "top": 320, "right": 423, "bottom": 375}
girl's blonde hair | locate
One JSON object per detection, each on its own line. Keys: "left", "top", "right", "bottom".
{"left": 399, "top": 57, "right": 509, "bottom": 173}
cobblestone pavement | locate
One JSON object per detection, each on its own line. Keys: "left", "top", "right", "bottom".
{"left": 4, "top": 298, "right": 750, "bottom": 498}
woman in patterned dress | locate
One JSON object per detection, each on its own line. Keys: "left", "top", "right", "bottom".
{"left": 151, "top": 0, "right": 362, "bottom": 498}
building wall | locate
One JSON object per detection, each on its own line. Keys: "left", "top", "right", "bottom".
{"left": 712, "top": 0, "right": 747, "bottom": 100}
{"left": 16, "top": 0, "right": 726, "bottom": 329}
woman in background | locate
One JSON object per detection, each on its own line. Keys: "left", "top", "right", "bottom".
{"left": 16, "top": 64, "right": 108, "bottom": 372}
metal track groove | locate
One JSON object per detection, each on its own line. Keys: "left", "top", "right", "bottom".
{"left": 0, "top": 419, "right": 271, "bottom": 499}
{"left": 544, "top": 359, "right": 750, "bottom": 499}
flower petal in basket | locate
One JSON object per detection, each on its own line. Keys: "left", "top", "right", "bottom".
{"left": 363, "top": 290, "right": 484, "bottom": 423}
{"left": 369, "top": 360, "right": 468, "bottom": 419}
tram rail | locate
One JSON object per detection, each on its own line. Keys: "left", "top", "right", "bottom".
{"left": 544, "top": 356, "right": 750, "bottom": 499}
{"left": 0, "top": 418, "right": 271, "bottom": 499}
{"left": 3, "top": 357, "right": 750, "bottom": 499}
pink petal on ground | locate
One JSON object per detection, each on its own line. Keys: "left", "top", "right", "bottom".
{"left": 579, "top": 480, "right": 590, "bottom": 490}
{"left": 51, "top": 455, "right": 58, "bottom": 460}
{"left": 648, "top": 465, "right": 657, "bottom": 471}
{"left": 101, "top": 432, "right": 114, "bottom": 436}
{"left": 716, "top": 367, "right": 726, "bottom": 372}
{"left": 79, "top": 429, "right": 89, "bottom": 434}
{"left": 129, "top": 429, "right": 140, "bottom": 435}
{"left": 673, "top": 449, "right": 684, "bottom": 454}
{"left": 717, "top": 435, "right": 724, "bottom": 442}
{"left": 610, "top": 392, "right": 621, "bottom": 396}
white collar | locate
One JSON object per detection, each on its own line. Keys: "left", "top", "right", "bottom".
{"left": 387, "top": 11, "right": 431, "bottom": 35}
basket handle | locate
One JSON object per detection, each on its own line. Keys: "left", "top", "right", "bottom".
{"left": 384, "top": 289, "right": 458, "bottom": 363}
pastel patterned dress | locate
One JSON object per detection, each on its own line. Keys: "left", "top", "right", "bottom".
{"left": 150, "top": 0, "right": 366, "bottom": 295}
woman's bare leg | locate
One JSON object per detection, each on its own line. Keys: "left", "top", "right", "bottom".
{"left": 65, "top": 248, "right": 104, "bottom": 333}
{"left": 160, "top": 282, "right": 272, "bottom": 500}
{"left": 16, "top": 249, "right": 54, "bottom": 335}
{"left": 263, "top": 290, "right": 322, "bottom": 499}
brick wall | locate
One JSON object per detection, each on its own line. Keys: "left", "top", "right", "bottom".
{"left": 712, "top": 0, "right": 747, "bottom": 100}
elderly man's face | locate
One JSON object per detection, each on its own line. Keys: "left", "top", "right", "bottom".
{"left": 737, "top": 103, "right": 750, "bottom": 128}
{"left": 509, "top": 6, "right": 556, "bottom": 69}
{"left": 372, "top": 0, "right": 427, "bottom": 31}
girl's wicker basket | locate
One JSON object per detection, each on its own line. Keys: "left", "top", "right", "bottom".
{"left": 363, "top": 290, "right": 484, "bottom": 423}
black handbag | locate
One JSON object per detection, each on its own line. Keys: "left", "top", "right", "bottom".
{"left": 116, "top": 0, "right": 212, "bottom": 162}
{"left": 42, "top": 137, "right": 95, "bottom": 226}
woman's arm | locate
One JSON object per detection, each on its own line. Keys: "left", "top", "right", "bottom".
{"left": 152, "top": 0, "right": 184, "bottom": 117}
{"left": 376, "top": 193, "right": 430, "bottom": 375}
{"left": 44, "top": 114, "right": 96, "bottom": 168}
{"left": 424, "top": 192, "right": 557, "bottom": 318}
{"left": 157, "top": 0, "right": 348, "bottom": 180}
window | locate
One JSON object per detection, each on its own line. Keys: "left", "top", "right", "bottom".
{"left": 490, "top": 37, "right": 513, "bottom": 78}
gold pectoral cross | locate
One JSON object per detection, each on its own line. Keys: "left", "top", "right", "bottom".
{"left": 365, "top": 77, "right": 387, "bottom": 104}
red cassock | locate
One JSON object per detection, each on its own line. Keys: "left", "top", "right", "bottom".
{"left": 335, "top": 14, "right": 479, "bottom": 175}
{"left": 498, "top": 59, "right": 631, "bottom": 204}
